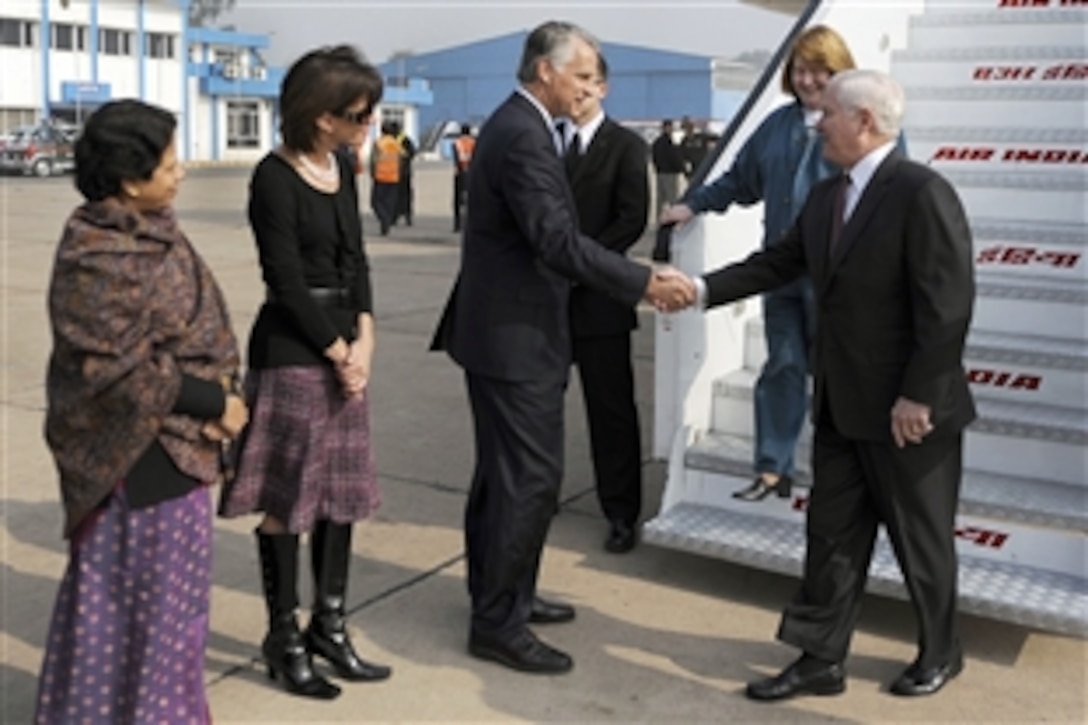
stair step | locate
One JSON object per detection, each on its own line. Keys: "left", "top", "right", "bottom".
{"left": 908, "top": 8, "right": 1088, "bottom": 51}
{"left": 907, "top": 127, "right": 1088, "bottom": 178}
{"left": 685, "top": 431, "right": 1088, "bottom": 533}
{"left": 973, "top": 276, "right": 1087, "bottom": 340}
{"left": 943, "top": 168, "right": 1088, "bottom": 228}
{"left": 904, "top": 86, "right": 1086, "bottom": 130}
{"left": 970, "top": 218, "right": 1086, "bottom": 284}
{"left": 642, "top": 502, "right": 1088, "bottom": 637}
{"left": 743, "top": 321, "right": 1088, "bottom": 404}
{"left": 893, "top": 46, "right": 1087, "bottom": 89}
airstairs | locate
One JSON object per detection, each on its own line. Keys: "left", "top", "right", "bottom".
{"left": 645, "top": 0, "right": 1087, "bottom": 636}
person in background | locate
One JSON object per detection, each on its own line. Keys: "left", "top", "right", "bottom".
{"left": 562, "top": 54, "right": 650, "bottom": 554}
{"left": 679, "top": 116, "right": 716, "bottom": 180}
{"left": 650, "top": 118, "right": 685, "bottom": 219}
{"left": 452, "top": 122, "right": 476, "bottom": 232}
{"left": 661, "top": 25, "right": 864, "bottom": 503}
{"left": 369, "top": 120, "right": 401, "bottom": 235}
{"left": 394, "top": 121, "right": 416, "bottom": 226}
{"left": 694, "top": 68, "right": 974, "bottom": 703}
{"left": 431, "top": 20, "right": 694, "bottom": 676}
{"left": 36, "top": 99, "right": 247, "bottom": 724}
{"left": 219, "top": 45, "right": 391, "bottom": 700}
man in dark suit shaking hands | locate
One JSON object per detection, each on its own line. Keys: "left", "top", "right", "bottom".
{"left": 694, "top": 69, "right": 976, "bottom": 700}
{"left": 431, "top": 21, "right": 694, "bottom": 675}
{"left": 563, "top": 55, "right": 650, "bottom": 554}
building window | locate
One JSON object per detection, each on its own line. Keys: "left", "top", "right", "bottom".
{"left": 227, "top": 101, "right": 261, "bottom": 149}
{"left": 146, "top": 32, "right": 175, "bottom": 59}
{"left": 52, "top": 22, "right": 85, "bottom": 50}
{"left": 100, "top": 28, "right": 132, "bottom": 56}
{"left": 0, "top": 18, "right": 36, "bottom": 47}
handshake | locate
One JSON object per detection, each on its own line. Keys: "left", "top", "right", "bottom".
{"left": 643, "top": 265, "right": 698, "bottom": 313}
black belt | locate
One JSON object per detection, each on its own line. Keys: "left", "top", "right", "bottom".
{"left": 266, "top": 286, "right": 351, "bottom": 308}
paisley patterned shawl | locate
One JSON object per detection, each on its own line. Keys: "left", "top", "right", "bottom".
{"left": 45, "top": 199, "right": 241, "bottom": 536}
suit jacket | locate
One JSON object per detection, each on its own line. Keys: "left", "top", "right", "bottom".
{"left": 704, "top": 151, "right": 977, "bottom": 442}
{"left": 568, "top": 117, "right": 650, "bottom": 338}
{"left": 431, "top": 92, "right": 650, "bottom": 382}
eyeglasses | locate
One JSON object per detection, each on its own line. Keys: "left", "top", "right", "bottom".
{"left": 337, "top": 108, "right": 372, "bottom": 125}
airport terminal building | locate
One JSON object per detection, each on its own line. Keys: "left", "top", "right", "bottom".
{"left": 0, "top": 0, "right": 431, "bottom": 162}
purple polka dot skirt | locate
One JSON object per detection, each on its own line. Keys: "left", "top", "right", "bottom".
{"left": 35, "top": 485, "right": 213, "bottom": 725}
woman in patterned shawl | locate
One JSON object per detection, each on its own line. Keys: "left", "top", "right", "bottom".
{"left": 35, "top": 99, "right": 246, "bottom": 724}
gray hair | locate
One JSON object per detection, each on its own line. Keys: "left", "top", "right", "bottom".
{"left": 827, "top": 69, "right": 904, "bottom": 138}
{"left": 516, "top": 21, "right": 600, "bottom": 84}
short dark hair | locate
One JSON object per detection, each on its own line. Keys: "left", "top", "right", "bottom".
{"left": 74, "top": 99, "right": 176, "bottom": 202}
{"left": 598, "top": 54, "right": 609, "bottom": 81}
{"left": 280, "top": 45, "right": 383, "bottom": 152}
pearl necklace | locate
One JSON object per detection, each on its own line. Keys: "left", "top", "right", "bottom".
{"left": 298, "top": 151, "right": 338, "bottom": 184}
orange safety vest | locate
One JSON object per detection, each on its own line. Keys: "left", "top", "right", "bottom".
{"left": 453, "top": 135, "right": 476, "bottom": 172}
{"left": 372, "top": 135, "right": 401, "bottom": 183}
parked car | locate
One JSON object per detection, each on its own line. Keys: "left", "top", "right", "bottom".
{"left": 0, "top": 123, "right": 77, "bottom": 177}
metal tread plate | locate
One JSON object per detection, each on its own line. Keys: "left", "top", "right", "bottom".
{"left": 911, "top": 8, "right": 1088, "bottom": 27}
{"left": 685, "top": 431, "right": 1088, "bottom": 533}
{"left": 910, "top": 126, "right": 1088, "bottom": 143}
{"left": 893, "top": 45, "right": 1086, "bottom": 62}
{"left": 643, "top": 502, "right": 1088, "bottom": 637}
{"left": 905, "top": 86, "right": 1088, "bottom": 102}
{"left": 970, "top": 218, "right": 1088, "bottom": 247}
{"left": 967, "top": 329, "right": 1088, "bottom": 368}
{"left": 940, "top": 169, "right": 1087, "bottom": 192}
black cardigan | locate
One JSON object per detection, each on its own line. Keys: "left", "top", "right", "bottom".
{"left": 245, "top": 152, "right": 374, "bottom": 368}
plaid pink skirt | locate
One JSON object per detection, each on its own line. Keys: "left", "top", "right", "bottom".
{"left": 218, "top": 366, "right": 379, "bottom": 533}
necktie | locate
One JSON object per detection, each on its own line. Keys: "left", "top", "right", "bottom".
{"left": 554, "top": 121, "right": 568, "bottom": 156}
{"left": 828, "top": 174, "right": 850, "bottom": 252}
{"left": 565, "top": 132, "right": 582, "bottom": 174}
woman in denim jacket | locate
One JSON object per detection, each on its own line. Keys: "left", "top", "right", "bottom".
{"left": 662, "top": 26, "right": 906, "bottom": 501}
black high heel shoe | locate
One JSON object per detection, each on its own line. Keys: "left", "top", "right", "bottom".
{"left": 262, "top": 616, "right": 342, "bottom": 699}
{"left": 733, "top": 474, "right": 793, "bottom": 502}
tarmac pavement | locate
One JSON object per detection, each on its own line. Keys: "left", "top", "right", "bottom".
{"left": 1, "top": 161, "right": 1085, "bottom": 723}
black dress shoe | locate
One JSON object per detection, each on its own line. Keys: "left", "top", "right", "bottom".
{"left": 529, "top": 596, "right": 576, "bottom": 624}
{"left": 604, "top": 520, "right": 637, "bottom": 553}
{"left": 468, "top": 629, "right": 573, "bottom": 674}
{"left": 733, "top": 474, "right": 792, "bottom": 502}
{"left": 889, "top": 654, "right": 963, "bottom": 696}
{"left": 746, "top": 657, "right": 846, "bottom": 702}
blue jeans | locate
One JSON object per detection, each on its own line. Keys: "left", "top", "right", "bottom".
{"left": 753, "top": 280, "right": 815, "bottom": 476}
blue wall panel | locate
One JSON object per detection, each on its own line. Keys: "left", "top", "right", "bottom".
{"left": 382, "top": 32, "right": 715, "bottom": 137}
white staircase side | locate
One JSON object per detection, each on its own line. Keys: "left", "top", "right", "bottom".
{"left": 907, "top": 7, "right": 1088, "bottom": 50}
{"left": 710, "top": 367, "right": 1088, "bottom": 486}
{"left": 642, "top": 502, "right": 1088, "bottom": 637}
{"left": 684, "top": 430, "right": 1088, "bottom": 533}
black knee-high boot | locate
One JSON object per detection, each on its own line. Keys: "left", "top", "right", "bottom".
{"left": 256, "top": 531, "right": 341, "bottom": 699}
{"left": 305, "top": 521, "right": 392, "bottom": 681}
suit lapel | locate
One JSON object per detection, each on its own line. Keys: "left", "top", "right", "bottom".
{"left": 826, "top": 152, "right": 901, "bottom": 277}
